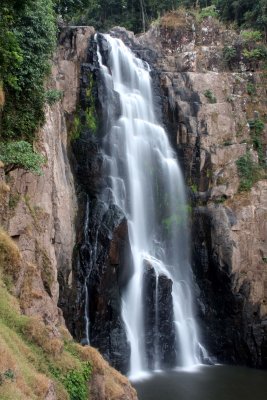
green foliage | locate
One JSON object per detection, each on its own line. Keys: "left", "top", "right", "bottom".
{"left": 243, "top": 47, "right": 267, "bottom": 61}
{"left": 190, "top": 183, "right": 198, "bottom": 193}
{"left": 241, "top": 30, "right": 262, "bottom": 42}
{"left": 248, "top": 118, "right": 265, "bottom": 163}
{"left": 50, "top": 362, "right": 92, "bottom": 400}
{"left": 62, "top": 0, "right": 182, "bottom": 32}
{"left": 0, "top": 369, "right": 15, "bottom": 385}
{"left": 1, "top": 0, "right": 57, "bottom": 141}
{"left": 85, "top": 76, "right": 98, "bottom": 134}
{"left": 236, "top": 152, "right": 261, "bottom": 191}
{"left": 223, "top": 46, "right": 237, "bottom": 65}
{"left": 247, "top": 82, "right": 256, "bottom": 95}
{"left": 55, "top": 0, "right": 93, "bottom": 19}
{"left": 204, "top": 89, "right": 217, "bottom": 103}
{"left": 0, "top": 1, "right": 24, "bottom": 90}
{"left": 8, "top": 192, "right": 20, "bottom": 209}
{"left": 198, "top": 5, "right": 219, "bottom": 20}
{"left": 0, "top": 141, "right": 45, "bottom": 175}
{"left": 214, "top": 195, "right": 227, "bottom": 204}
{"left": 45, "top": 89, "right": 63, "bottom": 105}
{"left": 85, "top": 108, "right": 98, "bottom": 133}
{"left": 70, "top": 115, "right": 81, "bottom": 141}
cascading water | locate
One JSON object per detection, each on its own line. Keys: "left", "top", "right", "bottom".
{"left": 96, "top": 33, "right": 203, "bottom": 378}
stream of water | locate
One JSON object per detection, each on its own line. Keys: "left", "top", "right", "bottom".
{"left": 97, "top": 34, "right": 204, "bottom": 377}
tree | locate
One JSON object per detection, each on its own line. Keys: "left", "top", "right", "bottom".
{"left": 0, "top": 141, "right": 45, "bottom": 175}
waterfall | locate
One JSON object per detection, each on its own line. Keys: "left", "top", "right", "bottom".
{"left": 96, "top": 33, "right": 203, "bottom": 378}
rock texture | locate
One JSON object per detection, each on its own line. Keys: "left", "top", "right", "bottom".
{"left": 143, "top": 261, "right": 176, "bottom": 369}
{"left": 136, "top": 12, "right": 267, "bottom": 367}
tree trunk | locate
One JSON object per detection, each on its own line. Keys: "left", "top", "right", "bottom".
{"left": 139, "top": 0, "right": 146, "bottom": 32}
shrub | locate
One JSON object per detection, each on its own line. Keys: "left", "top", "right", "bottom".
{"left": 50, "top": 362, "right": 92, "bottom": 400}
{"left": 0, "top": 141, "right": 45, "bottom": 175}
{"left": 223, "top": 46, "right": 237, "bottom": 65}
{"left": 198, "top": 5, "right": 219, "bottom": 20}
{"left": 247, "top": 82, "right": 256, "bottom": 95}
{"left": 236, "top": 152, "right": 261, "bottom": 191}
{"left": 241, "top": 30, "right": 262, "bottom": 42}
{"left": 45, "top": 89, "right": 63, "bottom": 105}
{"left": 248, "top": 118, "right": 265, "bottom": 163}
{"left": 1, "top": 0, "right": 57, "bottom": 141}
{"left": 243, "top": 47, "right": 267, "bottom": 61}
{"left": 204, "top": 89, "right": 217, "bottom": 104}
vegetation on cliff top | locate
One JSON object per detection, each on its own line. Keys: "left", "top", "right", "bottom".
{"left": 58, "top": 0, "right": 267, "bottom": 35}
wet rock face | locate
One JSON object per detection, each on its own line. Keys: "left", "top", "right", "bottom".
{"left": 86, "top": 203, "right": 132, "bottom": 374}
{"left": 143, "top": 262, "right": 176, "bottom": 369}
{"left": 157, "top": 274, "right": 177, "bottom": 367}
{"left": 61, "top": 33, "right": 133, "bottom": 374}
{"left": 143, "top": 263, "right": 157, "bottom": 369}
{"left": 66, "top": 198, "right": 132, "bottom": 374}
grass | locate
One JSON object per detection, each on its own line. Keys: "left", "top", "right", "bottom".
{"left": 0, "top": 228, "right": 87, "bottom": 399}
{"left": 0, "top": 228, "right": 21, "bottom": 285}
{"left": 0, "top": 273, "right": 90, "bottom": 399}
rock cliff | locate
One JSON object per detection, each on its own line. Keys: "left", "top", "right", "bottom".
{"left": 0, "top": 26, "right": 137, "bottom": 400}
{"left": 137, "top": 11, "right": 267, "bottom": 367}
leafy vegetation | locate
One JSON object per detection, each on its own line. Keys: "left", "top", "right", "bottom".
{"left": 54, "top": 0, "right": 267, "bottom": 36}
{"left": 198, "top": 4, "right": 219, "bottom": 20}
{"left": 223, "top": 46, "right": 237, "bottom": 67}
{"left": 204, "top": 89, "right": 217, "bottom": 104}
{"left": 50, "top": 362, "right": 92, "bottom": 400}
{"left": 0, "top": 141, "right": 45, "bottom": 175}
{"left": 236, "top": 152, "right": 262, "bottom": 191}
{"left": 247, "top": 82, "right": 256, "bottom": 96}
{"left": 248, "top": 118, "right": 265, "bottom": 164}
{"left": 45, "top": 89, "right": 63, "bottom": 105}
{"left": 0, "top": 0, "right": 57, "bottom": 141}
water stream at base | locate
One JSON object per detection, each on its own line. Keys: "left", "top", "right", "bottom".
{"left": 96, "top": 33, "right": 204, "bottom": 378}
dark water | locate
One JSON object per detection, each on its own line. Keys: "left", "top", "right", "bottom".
{"left": 133, "top": 366, "right": 267, "bottom": 400}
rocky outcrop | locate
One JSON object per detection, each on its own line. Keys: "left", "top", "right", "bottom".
{"left": 136, "top": 12, "right": 267, "bottom": 367}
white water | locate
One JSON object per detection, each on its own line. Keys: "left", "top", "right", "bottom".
{"left": 97, "top": 34, "right": 202, "bottom": 378}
